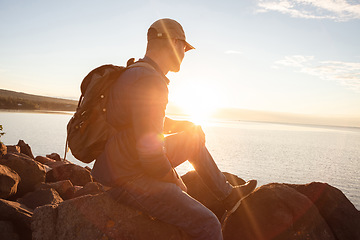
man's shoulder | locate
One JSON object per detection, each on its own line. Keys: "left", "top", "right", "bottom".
{"left": 120, "top": 64, "right": 168, "bottom": 87}
{"left": 121, "top": 64, "right": 159, "bottom": 80}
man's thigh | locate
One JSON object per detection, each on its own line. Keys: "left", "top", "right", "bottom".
{"left": 108, "top": 175, "right": 222, "bottom": 240}
{"left": 164, "top": 131, "right": 201, "bottom": 168}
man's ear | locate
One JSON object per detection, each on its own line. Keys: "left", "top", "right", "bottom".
{"left": 171, "top": 38, "right": 178, "bottom": 46}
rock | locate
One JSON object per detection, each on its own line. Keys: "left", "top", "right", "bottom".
{"left": 73, "top": 185, "right": 83, "bottom": 193}
{"left": 182, "top": 171, "right": 246, "bottom": 219}
{"left": 0, "top": 220, "right": 20, "bottom": 240}
{"left": 32, "top": 193, "right": 186, "bottom": 240}
{"left": 0, "top": 153, "right": 46, "bottom": 196}
{"left": 0, "top": 199, "right": 32, "bottom": 240}
{"left": 6, "top": 145, "right": 20, "bottom": 154}
{"left": 18, "top": 188, "right": 63, "bottom": 210}
{"left": 288, "top": 182, "right": 360, "bottom": 240}
{"left": 0, "top": 142, "right": 7, "bottom": 158}
{"left": 42, "top": 164, "right": 52, "bottom": 173}
{"left": 46, "top": 163, "right": 93, "bottom": 186}
{"left": 222, "top": 183, "right": 336, "bottom": 240}
{"left": 0, "top": 164, "right": 20, "bottom": 199}
{"left": 44, "top": 160, "right": 68, "bottom": 169}
{"left": 31, "top": 204, "right": 57, "bottom": 240}
{"left": 36, "top": 180, "right": 75, "bottom": 200}
{"left": 17, "top": 140, "right": 34, "bottom": 159}
{"left": 35, "top": 155, "right": 56, "bottom": 165}
{"left": 46, "top": 152, "right": 61, "bottom": 161}
{"left": 72, "top": 182, "right": 105, "bottom": 198}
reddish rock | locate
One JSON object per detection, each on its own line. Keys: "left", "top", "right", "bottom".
{"left": 16, "top": 140, "right": 34, "bottom": 159}
{"left": 34, "top": 156, "right": 56, "bottom": 165}
{"left": 44, "top": 160, "right": 68, "bottom": 169}
{"left": 31, "top": 193, "right": 185, "bottom": 240}
{"left": 0, "top": 153, "right": 46, "bottom": 196}
{"left": 0, "top": 142, "right": 7, "bottom": 158}
{"left": 6, "top": 145, "right": 20, "bottom": 154}
{"left": 0, "top": 164, "right": 20, "bottom": 199}
{"left": 46, "top": 163, "right": 93, "bottom": 186}
{"left": 35, "top": 180, "right": 74, "bottom": 200}
{"left": 73, "top": 182, "right": 105, "bottom": 198}
{"left": 0, "top": 199, "right": 32, "bottom": 240}
{"left": 182, "top": 171, "right": 246, "bottom": 219}
{"left": 46, "top": 153, "right": 61, "bottom": 161}
{"left": 18, "top": 188, "right": 63, "bottom": 210}
{"left": 0, "top": 220, "right": 20, "bottom": 240}
{"left": 222, "top": 183, "right": 335, "bottom": 240}
{"left": 288, "top": 182, "right": 360, "bottom": 240}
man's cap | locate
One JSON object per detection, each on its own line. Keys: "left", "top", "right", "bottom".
{"left": 147, "top": 18, "right": 195, "bottom": 52}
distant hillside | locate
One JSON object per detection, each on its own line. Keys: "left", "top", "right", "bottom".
{"left": 211, "top": 108, "right": 360, "bottom": 129}
{"left": 0, "top": 89, "right": 77, "bottom": 111}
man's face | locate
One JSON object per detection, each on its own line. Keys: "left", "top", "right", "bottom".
{"left": 168, "top": 39, "right": 186, "bottom": 72}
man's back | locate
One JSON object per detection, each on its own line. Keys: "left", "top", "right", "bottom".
{"left": 92, "top": 58, "right": 170, "bottom": 187}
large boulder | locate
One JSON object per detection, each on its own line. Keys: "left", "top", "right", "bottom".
{"left": 35, "top": 180, "right": 75, "bottom": 200}
{"left": 46, "top": 163, "right": 93, "bottom": 186}
{"left": 288, "top": 182, "right": 360, "bottom": 240}
{"left": 17, "top": 140, "right": 34, "bottom": 159}
{"left": 18, "top": 188, "right": 63, "bottom": 210}
{"left": 32, "top": 192, "right": 186, "bottom": 240}
{"left": 0, "top": 153, "right": 46, "bottom": 196}
{"left": 0, "top": 220, "right": 20, "bottom": 240}
{"left": 0, "top": 199, "right": 33, "bottom": 240}
{"left": 222, "top": 183, "right": 335, "bottom": 240}
{"left": 182, "top": 171, "right": 246, "bottom": 219}
{"left": 0, "top": 164, "right": 20, "bottom": 199}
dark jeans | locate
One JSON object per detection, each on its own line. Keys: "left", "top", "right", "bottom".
{"left": 108, "top": 130, "right": 233, "bottom": 240}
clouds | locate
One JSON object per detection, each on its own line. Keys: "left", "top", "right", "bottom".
{"left": 274, "top": 55, "right": 314, "bottom": 67}
{"left": 256, "top": 0, "right": 360, "bottom": 21}
{"left": 275, "top": 55, "right": 360, "bottom": 92}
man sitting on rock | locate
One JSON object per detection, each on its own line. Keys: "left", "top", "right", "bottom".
{"left": 91, "top": 18, "right": 257, "bottom": 240}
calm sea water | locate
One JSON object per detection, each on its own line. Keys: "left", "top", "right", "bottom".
{"left": 1, "top": 110, "right": 359, "bottom": 209}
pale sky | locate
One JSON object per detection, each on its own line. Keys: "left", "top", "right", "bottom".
{"left": 1, "top": 0, "right": 359, "bottom": 117}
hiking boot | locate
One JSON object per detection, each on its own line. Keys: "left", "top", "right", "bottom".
{"left": 223, "top": 180, "right": 257, "bottom": 214}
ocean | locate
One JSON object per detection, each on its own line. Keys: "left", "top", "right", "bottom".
{"left": 1, "top": 110, "right": 359, "bottom": 209}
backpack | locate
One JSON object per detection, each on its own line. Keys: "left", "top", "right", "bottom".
{"left": 64, "top": 59, "right": 153, "bottom": 163}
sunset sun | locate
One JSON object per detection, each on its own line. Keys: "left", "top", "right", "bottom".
{"left": 173, "top": 82, "right": 220, "bottom": 125}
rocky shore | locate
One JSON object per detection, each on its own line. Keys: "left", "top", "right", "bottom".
{"left": 0, "top": 140, "right": 359, "bottom": 240}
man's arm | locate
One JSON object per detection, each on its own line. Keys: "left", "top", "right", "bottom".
{"left": 163, "top": 117, "right": 195, "bottom": 134}
{"left": 129, "top": 72, "right": 177, "bottom": 181}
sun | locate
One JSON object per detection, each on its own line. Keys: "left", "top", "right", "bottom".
{"left": 172, "top": 83, "right": 220, "bottom": 125}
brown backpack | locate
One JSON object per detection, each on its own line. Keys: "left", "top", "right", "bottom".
{"left": 65, "top": 59, "right": 153, "bottom": 163}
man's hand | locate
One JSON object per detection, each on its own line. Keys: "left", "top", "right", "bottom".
{"left": 187, "top": 124, "right": 205, "bottom": 147}
{"left": 164, "top": 117, "right": 196, "bottom": 133}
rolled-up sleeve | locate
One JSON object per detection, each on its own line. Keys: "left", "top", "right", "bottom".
{"left": 129, "top": 71, "right": 172, "bottom": 178}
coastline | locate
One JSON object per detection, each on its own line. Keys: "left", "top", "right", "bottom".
{"left": 0, "top": 109, "right": 74, "bottom": 115}
{"left": 2, "top": 109, "right": 359, "bottom": 131}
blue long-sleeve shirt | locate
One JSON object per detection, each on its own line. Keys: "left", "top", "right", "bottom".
{"left": 91, "top": 57, "right": 172, "bottom": 186}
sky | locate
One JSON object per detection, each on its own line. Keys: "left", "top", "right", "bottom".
{"left": 0, "top": 0, "right": 360, "bottom": 119}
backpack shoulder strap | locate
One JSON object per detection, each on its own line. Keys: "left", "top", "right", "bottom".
{"left": 127, "top": 61, "right": 155, "bottom": 71}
